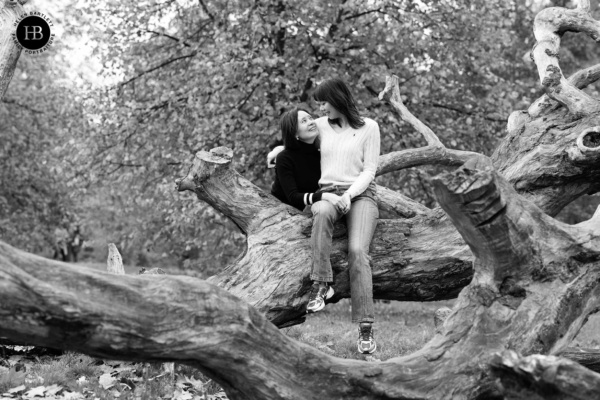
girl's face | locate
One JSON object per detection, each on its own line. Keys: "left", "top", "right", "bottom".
{"left": 318, "top": 101, "right": 341, "bottom": 120}
{"left": 296, "top": 110, "right": 318, "bottom": 143}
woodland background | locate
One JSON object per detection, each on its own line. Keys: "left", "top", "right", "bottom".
{"left": 2, "top": 0, "right": 599, "bottom": 273}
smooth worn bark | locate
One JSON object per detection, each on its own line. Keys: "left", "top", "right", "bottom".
{"left": 558, "top": 347, "right": 600, "bottom": 374}
{"left": 530, "top": 0, "right": 600, "bottom": 117}
{"left": 490, "top": 351, "right": 600, "bottom": 400}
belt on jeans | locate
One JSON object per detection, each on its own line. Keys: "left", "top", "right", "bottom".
{"left": 318, "top": 185, "right": 350, "bottom": 193}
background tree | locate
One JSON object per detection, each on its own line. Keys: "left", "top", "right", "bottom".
{"left": 3, "top": 0, "right": 598, "bottom": 270}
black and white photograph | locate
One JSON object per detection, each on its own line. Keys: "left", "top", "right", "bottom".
{"left": 1, "top": 0, "right": 600, "bottom": 398}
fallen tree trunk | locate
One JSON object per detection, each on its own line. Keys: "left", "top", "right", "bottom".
{"left": 3, "top": 156, "right": 600, "bottom": 399}
{"left": 557, "top": 348, "right": 600, "bottom": 374}
{"left": 490, "top": 351, "right": 600, "bottom": 400}
{"left": 176, "top": 147, "right": 473, "bottom": 326}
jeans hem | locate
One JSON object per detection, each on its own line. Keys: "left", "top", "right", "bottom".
{"left": 353, "top": 317, "right": 375, "bottom": 324}
{"left": 310, "top": 274, "right": 333, "bottom": 283}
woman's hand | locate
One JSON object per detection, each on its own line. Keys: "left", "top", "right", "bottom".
{"left": 322, "top": 193, "right": 351, "bottom": 214}
{"left": 339, "top": 193, "right": 351, "bottom": 214}
{"left": 267, "top": 146, "right": 285, "bottom": 168}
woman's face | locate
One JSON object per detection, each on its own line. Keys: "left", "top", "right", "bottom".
{"left": 296, "top": 110, "right": 318, "bottom": 143}
{"left": 318, "top": 101, "right": 341, "bottom": 120}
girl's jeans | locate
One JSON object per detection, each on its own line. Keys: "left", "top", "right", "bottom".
{"left": 310, "top": 184, "right": 378, "bottom": 324}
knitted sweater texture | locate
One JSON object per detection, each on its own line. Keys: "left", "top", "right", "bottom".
{"left": 315, "top": 116, "right": 380, "bottom": 198}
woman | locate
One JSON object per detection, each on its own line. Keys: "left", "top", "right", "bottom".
{"left": 271, "top": 108, "right": 342, "bottom": 211}
{"left": 270, "top": 79, "right": 380, "bottom": 354}
{"left": 309, "top": 78, "right": 380, "bottom": 355}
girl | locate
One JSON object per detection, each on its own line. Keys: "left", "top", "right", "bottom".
{"left": 269, "top": 79, "right": 380, "bottom": 354}
{"left": 271, "top": 108, "right": 343, "bottom": 211}
{"left": 308, "top": 78, "right": 380, "bottom": 354}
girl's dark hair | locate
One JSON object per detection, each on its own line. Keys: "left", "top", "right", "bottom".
{"left": 280, "top": 107, "right": 311, "bottom": 151}
{"left": 313, "top": 78, "right": 365, "bottom": 129}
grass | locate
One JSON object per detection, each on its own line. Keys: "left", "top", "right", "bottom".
{"left": 284, "top": 299, "right": 453, "bottom": 361}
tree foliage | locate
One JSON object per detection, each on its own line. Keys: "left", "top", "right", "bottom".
{"left": 2, "top": 0, "right": 598, "bottom": 268}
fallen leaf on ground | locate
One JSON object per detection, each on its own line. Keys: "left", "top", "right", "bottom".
{"left": 23, "top": 386, "right": 45, "bottom": 398}
{"left": 43, "top": 384, "right": 63, "bottom": 396}
{"left": 173, "top": 390, "right": 193, "bottom": 400}
{"left": 99, "top": 373, "right": 117, "bottom": 389}
{"left": 7, "top": 386, "right": 26, "bottom": 394}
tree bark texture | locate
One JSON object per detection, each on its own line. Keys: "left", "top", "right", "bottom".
{"left": 490, "top": 350, "right": 600, "bottom": 400}
{"left": 0, "top": 0, "right": 25, "bottom": 96}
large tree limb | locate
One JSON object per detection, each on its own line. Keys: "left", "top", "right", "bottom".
{"left": 376, "top": 146, "right": 483, "bottom": 176}
{"left": 5, "top": 158, "right": 600, "bottom": 399}
{"left": 490, "top": 351, "right": 600, "bottom": 400}
{"left": 176, "top": 147, "right": 283, "bottom": 235}
{"left": 528, "top": 63, "right": 600, "bottom": 117}
{"left": 431, "top": 158, "right": 600, "bottom": 357}
{"left": 176, "top": 149, "right": 473, "bottom": 326}
{"left": 375, "top": 74, "right": 485, "bottom": 175}
{"left": 530, "top": 0, "right": 600, "bottom": 117}
{"left": 558, "top": 348, "right": 600, "bottom": 374}
{"left": 492, "top": 110, "right": 600, "bottom": 215}
{"left": 379, "top": 75, "right": 443, "bottom": 147}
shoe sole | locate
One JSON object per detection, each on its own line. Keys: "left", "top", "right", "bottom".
{"left": 306, "top": 302, "right": 325, "bottom": 313}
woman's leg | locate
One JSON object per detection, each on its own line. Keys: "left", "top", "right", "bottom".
{"left": 310, "top": 200, "right": 340, "bottom": 283}
{"left": 345, "top": 197, "right": 378, "bottom": 324}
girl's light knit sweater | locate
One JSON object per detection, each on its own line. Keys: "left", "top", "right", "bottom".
{"left": 315, "top": 116, "right": 380, "bottom": 198}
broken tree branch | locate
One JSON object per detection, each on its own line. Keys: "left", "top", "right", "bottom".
{"left": 378, "top": 74, "right": 444, "bottom": 147}
{"left": 490, "top": 350, "right": 600, "bottom": 400}
{"left": 530, "top": 0, "right": 600, "bottom": 116}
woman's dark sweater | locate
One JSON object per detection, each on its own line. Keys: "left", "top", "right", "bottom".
{"left": 271, "top": 140, "right": 322, "bottom": 210}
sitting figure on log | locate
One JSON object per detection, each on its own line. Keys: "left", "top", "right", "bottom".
{"left": 269, "top": 78, "right": 381, "bottom": 354}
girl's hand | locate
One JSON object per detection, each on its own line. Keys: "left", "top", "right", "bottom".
{"left": 321, "top": 193, "right": 341, "bottom": 204}
{"left": 267, "top": 146, "right": 284, "bottom": 168}
{"left": 339, "top": 193, "right": 351, "bottom": 214}
{"left": 322, "top": 193, "right": 350, "bottom": 214}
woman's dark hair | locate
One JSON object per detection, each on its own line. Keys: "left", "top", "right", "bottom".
{"left": 313, "top": 78, "right": 365, "bottom": 129}
{"left": 280, "top": 107, "right": 312, "bottom": 151}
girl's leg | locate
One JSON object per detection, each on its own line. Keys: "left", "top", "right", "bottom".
{"left": 310, "top": 200, "right": 340, "bottom": 283}
{"left": 345, "top": 197, "right": 378, "bottom": 324}
{"left": 306, "top": 200, "right": 340, "bottom": 313}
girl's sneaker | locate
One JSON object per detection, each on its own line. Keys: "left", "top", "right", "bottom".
{"left": 306, "top": 283, "right": 334, "bottom": 313}
{"left": 357, "top": 323, "right": 377, "bottom": 354}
